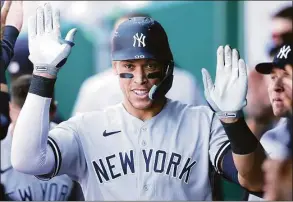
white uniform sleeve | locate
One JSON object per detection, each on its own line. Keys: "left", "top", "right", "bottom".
{"left": 208, "top": 113, "right": 230, "bottom": 173}
{"left": 43, "top": 115, "right": 87, "bottom": 181}
{"left": 11, "top": 93, "right": 56, "bottom": 175}
{"left": 11, "top": 93, "right": 86, "bottom": 182}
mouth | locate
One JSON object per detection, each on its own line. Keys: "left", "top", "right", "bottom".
{"left": 273, "top": 98, "right": 282, "bottom": 102}
{"left": 132, "top": 89, "right": 149, "bottom": 98}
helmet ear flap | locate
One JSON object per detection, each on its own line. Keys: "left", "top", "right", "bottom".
{"left": 148, "top": 61, "right": 174, "bottom": 100}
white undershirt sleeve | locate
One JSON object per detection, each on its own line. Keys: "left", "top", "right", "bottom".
{"left": 11, "top": 93, "right": 55, "bottom": 175}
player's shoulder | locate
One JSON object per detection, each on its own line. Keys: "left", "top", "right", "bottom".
{"left": 262, "top": 118, "right": 289, "bottom": 137}
{"left": 261, "top": 118, "right": 290, "bottom": 144}
{"left": 72, "top": 102, "right": 123, "bottom": 123}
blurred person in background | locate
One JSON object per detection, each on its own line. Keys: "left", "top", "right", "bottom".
{"left": 248, "top": 43, "right": 292, "bottom": 201}
{"left": 262, "top": 61, "right": 292, "bottom": 201}
{"left": 7, "top": 37, "right": 65, "bottom": 124}
{"left": 0, "top": 1, "right": 23, "bottom": 200}
{"left": 268, "top": 5, "right": 292, "bottom": 55}
{"left": 72, "top": 12, "right": 206, "bottom": 116}
{"left": 1, "top": 0, "right": 23, "bottom": 140}
{"left": 245, "top": 5, "right": 292, "bottom": 140}
{"left": 1, "top": 74, "right": 84, "bottom": 201}
{"left": 245, "top": 7, "right": 292, "bottom": 200}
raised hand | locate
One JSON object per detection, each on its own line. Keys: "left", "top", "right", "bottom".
{"left": 28, "top": 3, "right": 77, "bottom": 78}
{"left": 1, "top": 1, "right": 23, "bottom": 40}
{"left": 201, "top": 45, "right": 248, "bottom": 120}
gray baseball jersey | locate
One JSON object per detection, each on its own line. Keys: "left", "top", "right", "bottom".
{"left": 1, "top": 124, "right": 74, "bottom": 201}
{"left": 42, "top": 98, "right": 229, "bottom": 200}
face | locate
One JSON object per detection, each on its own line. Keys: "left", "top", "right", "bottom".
{"left": 113, "top": 59, "right": 164, "bottom": 110}
{"left": 246, "top": 69, "right": 273, "bottom": 119}
{"left": 268, "top": 67, "right": 292, "bottom": 117}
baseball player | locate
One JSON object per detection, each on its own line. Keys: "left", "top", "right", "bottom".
{"left": 72, "top": 13, "right": 206, "bottom": 116}
{"left": 248, "top": 43, "right": 293, "bottom": 201}
{"left": 11, "top": 3, "right": 266, "bottom": 200}
{"left": 1, "top": 74, "right": 78, "bottom": 201}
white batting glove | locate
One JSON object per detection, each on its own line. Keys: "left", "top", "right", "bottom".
{"left": 201, "top": 45, "right": 248, "bottom": 118}
{"left": 28, "top": 3, "right": 77, "bottom": 77}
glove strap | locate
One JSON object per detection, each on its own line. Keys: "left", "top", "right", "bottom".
{"left": 216, "top": 110, "right": 244, "bottom": 119}
{"left": 33, "top": 64, "right": 59, "bottom": 77}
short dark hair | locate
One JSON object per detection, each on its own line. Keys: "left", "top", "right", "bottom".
{"left": 10, "top": 74, "right": 56, "bottom": 113}
{"left": 273, "top": 6, "right": 293, "bottom": 20}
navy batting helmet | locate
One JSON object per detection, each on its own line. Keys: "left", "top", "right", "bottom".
{"left": 111, "top": 17, "right": 174, "bottom": 100}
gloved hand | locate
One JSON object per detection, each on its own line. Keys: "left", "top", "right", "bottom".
{"left": 201, "top": 45, "right": 248, "bottom": 118}
{"left": 28, "top": 3, "right": 77, "bottom": 77}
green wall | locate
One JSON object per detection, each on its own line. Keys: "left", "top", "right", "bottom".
{"left": 54, "top": 22, "right": 95, "bottom": 119}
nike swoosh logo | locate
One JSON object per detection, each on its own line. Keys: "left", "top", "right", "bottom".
{"left": 103, "top": 130, "right": 121, "bottom": 137}
{"left": 0, "top": 166, "right": 12, "bottom": 174}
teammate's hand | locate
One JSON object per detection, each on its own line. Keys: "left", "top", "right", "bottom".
{"left": 201, "top": 45, "right": 248, "bottom": 120}
{"left": 1, "top": 1, "right": 23, "bottom": 40}
{"left": 28, "top": 3, "right": 77, "bottom": 78}
{"left": 1, "top": 1, "right": 12, "bottom": 40}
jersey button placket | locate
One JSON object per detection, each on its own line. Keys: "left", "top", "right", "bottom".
{"left": 139, "top": 125, "right": 149, "bottom": 199}
{"left": 143, "top": 184, "right": 149, "bottom": 191}
{"left": 140, "top": 127, "right": 147, "bottom": 147}
{"left": 142, "top": 140, "right": 147, "bottom": 147}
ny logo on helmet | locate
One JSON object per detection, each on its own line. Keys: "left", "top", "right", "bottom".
{"left": 277, "top": 45, "right": 291, "bottom": 59}
{"left": 133, "top": 33, "right": 146, "bottom": 47}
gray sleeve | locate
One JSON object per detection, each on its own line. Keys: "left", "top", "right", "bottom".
{"left": 38, "top": 115, "right": 87, "bottom": 182}
{"left": 209, "top": 113, "right": 230, "bottom": 174}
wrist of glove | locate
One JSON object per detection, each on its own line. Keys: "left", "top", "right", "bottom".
{"left": 206, "top": 97, "right": 245, "bottom": 119}
{"left": 216, "top": 110, "right": 244, "bottom": 119}
{"left": 32, "top": 58, "right": 68, "bottom": 77}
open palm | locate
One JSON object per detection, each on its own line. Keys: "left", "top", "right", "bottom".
{"left": 201, "top": 45, "right": 248, "bottom": 117}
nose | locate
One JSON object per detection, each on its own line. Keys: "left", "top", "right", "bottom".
{"left": 273, "top": 78, "right": 284, "bottom": 93}
{"left": 133, "top": 68, "right": 147, "bottom": 85}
